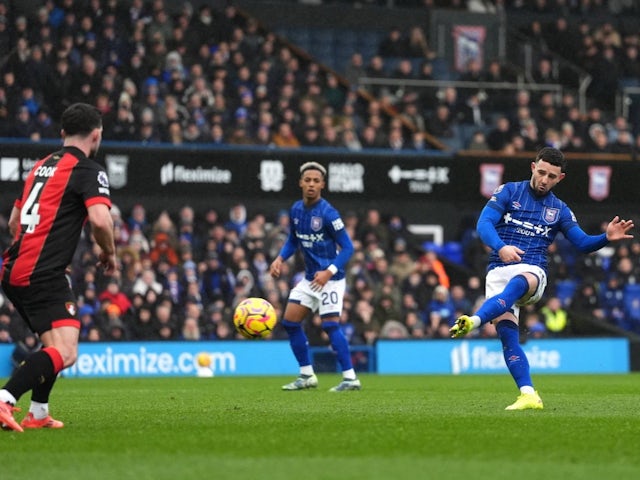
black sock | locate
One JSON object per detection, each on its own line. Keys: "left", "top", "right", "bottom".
{"left": 3, "top": 351, "right": 56, "bottom": 403}
{"left": 32, "top": 374, "right": 57, "bottom": 404}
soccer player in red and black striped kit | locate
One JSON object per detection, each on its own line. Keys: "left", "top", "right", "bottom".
{"left": 0, "top": 103, "right": 117, "bottom": 432}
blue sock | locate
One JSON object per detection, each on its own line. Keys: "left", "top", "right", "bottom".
{"left": 496, "top": 320, "right": 532, "bottom": 389}
{"left": 323, "top": 321, "right": 354, "bottom": 372}
{"left": 476, "top": 275, "right": 529, "bottom": 325}
{"left": 281, "top": 320, "right": 311, "bottom": 368}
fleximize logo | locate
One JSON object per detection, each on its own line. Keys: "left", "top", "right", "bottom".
{"left": 160, "top": 162, "right": 232, "bottom": 186}
{"left": 450, "top": 341, "right": 561, "bottom": 374}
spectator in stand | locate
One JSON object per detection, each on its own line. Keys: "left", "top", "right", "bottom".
{"left": 540, "top": 296, "right": 568, "bottom": 336}
{"left": 272, "top": 122, "right": 300, "bottom": 148}
{"left": 98, "top": 279, "right": 133, "bottom": 318}
{"left": 601, "top": 273, "right": 626, "bottom": 327}
{"left": 482, "top": 59, "right": 513, "bottom": 111}
{"left": 149, "top": 231, "right": 180, "bottom": 267}
{"left": 571, "top": 281, "right": 605, "bottom": 321}
{"left": 406, "top": 25, "right": 435, "bottom": 60}
{"left": 378, "top": 26, "right": 407, "bottom": 58}
{"left": 523, "top": 311, "right": 547, "bottom": 339}
{"left": 467, "top": 130, "right": 489, "bottom": 150}
{"left": 424, "top": 285, "right": 456, "bottom": 337}
{"left": 486, "top": 115, "right": 512, "bottom": 151}
{"left": 426, "top": 104, "right": 456, "bottom": 139}
{"left": 344, "top": 52, "right": 366, "bottom": 88}
{"left": 610, "top": 130, "right": 633, "bottom": 154}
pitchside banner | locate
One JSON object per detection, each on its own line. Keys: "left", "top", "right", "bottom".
{"left": 0, "top": 341, "right": 297, "bottom": 378}
{"left": 377, "top": 338, "right": 630, "bottom": 374}
{"left": 0, "top": 338, "right": 629, "bottom": 378}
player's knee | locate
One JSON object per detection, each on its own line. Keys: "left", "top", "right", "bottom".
{"left": 281, "top": 319, "right": 303, "bottom": 334}
{"left": 321, "top": 320, "right": 339, "bottom": 333}
{"left": 56, "top": 345, "right": 78, "bottom": 368}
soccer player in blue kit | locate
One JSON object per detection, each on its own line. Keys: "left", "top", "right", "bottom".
{"left": 270, "top": 162, "right": 360, "bottom": 391}
{"left": 450, "top": 147, "right": 634, "bottom": 410}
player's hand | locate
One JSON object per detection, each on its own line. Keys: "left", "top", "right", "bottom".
{"left": 310, "top": 270, "right": 332, "bottom": 291}
{"left": 97, "top": 251, "right": 118, "bottom": 275}
{"left": 606, "top": 216, "right": 634, "bottom": 241}
{"left": 269, "top": 258, "right": 282, "bottom": 278}
{"left": 498, "top": 245, "right": 524, "bottom": 263}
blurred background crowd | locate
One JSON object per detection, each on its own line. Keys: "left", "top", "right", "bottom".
{"left": 0, "top": 0, "right": 639, "bottom": 152}
{"left": 1, "top": 201, "right": 639, "bottom": 350}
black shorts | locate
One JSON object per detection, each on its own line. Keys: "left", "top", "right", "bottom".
{"left": 1, "top": 277, "right": 80, "bottom": 336}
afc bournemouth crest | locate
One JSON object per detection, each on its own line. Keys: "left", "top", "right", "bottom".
{"left": 105, "top": 154, "right": 129, "bottom": 189}
{"left": 65, "top": 302, "right": 77, "bottom": 316}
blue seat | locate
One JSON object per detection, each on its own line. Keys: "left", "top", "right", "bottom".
{"left": 310, "top": 28, "right": 335, "bottom": 45}
{"left": 422, "top": 241, "right": 443, "bottom": 255}
{"left": 334, "top": 29, "right": 358, "bottom": 48}
{"left": 619, "top": 77, "right": 640, "bottom": 90}
{"left": 431, "top": 57, "right": 452, "bottom": 80}
{"left": 458, "top": 123, "right": 483, "bottom": 148}
{"left": 441, "top": 241, "right": 464, "bottom": 266}
{"left": 357, "top": 31, "right": 382, "bottom": 51}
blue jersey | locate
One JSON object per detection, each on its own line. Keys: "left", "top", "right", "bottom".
{"left": 480, "top": 180, "right": 579, "bottom": 272}
{"left": 281, "top": 198, "right": 353, "bottom": 281}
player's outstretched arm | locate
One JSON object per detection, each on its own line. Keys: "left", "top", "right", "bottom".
{"left": 605, "top": 216, "right": 635, "bottom": 242}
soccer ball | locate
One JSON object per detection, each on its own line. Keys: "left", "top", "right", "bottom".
{"left": 233, "top": 297, "right": 278, "bottom": 339}
{"left": 196, "top": 352, "right": 211, "bottom": 368}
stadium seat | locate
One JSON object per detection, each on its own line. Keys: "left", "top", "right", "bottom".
{"left": 441, "top": 241, "right": 465, "bottom": 266}
{"left": 310, "top": 28, "right": 335, "bottom": 46}
{"left": 431, "top": 57, "right": 452, "bottom": 80}
{"left": 422, "top": 241, "right": 443, "bottom": 255}
{"left": 334, "top": 29, "right": 358, "bottom": 48}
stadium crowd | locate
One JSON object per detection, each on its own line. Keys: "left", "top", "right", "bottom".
{"left": 1, "top": 201, "right": 639, "bottom": 348}
{"left": 0, "top": 0, "right": 638, "bottom": 152}
{"left": 0, "top": 1, "right": 639, "bottom": 348}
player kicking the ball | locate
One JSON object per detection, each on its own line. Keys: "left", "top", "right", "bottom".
{"left": 270, "top": 162, "right": 360, "bottom": 392}
{"left": 450, "top": 147, "right": 634, "bottom": 410}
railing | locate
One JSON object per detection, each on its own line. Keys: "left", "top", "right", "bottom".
{"left": 618, "top": 85, "right": 640, "bottom": 120}
{"left": 357, "top": 76, "right": 564, "bottom": 113}
{"left": 507, "top": 28, "right": 592, "bottom": 113}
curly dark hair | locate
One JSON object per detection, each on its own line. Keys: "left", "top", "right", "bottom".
{"left": 535, "top": 147, "right": 567, "bottom": 173}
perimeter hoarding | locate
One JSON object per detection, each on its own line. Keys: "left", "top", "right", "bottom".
{"left": 0, "top": 338, "right": 629, "bottom": 378}
{"left": 1, "top": 142, "right": 637, "bottom": 234}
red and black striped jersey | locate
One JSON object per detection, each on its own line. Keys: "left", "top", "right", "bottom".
{"left": 1, "top": 146, "right": 112, "bottom": 286}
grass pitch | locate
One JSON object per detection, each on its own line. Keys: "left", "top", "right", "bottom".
{"left": 2, "top": 374, "right": 639, "bottom": 480}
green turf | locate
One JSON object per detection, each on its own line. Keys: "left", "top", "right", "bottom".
{"left": 2, "top": 374, "right": 639, "bottom": 480}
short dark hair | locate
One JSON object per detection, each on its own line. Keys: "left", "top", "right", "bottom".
{"left": 61, "top": 103, "right": 102, "bottom": 136}
{"left": 535, "top": 147, "right": 567, "bottom": 173}
{"left": 299, "top": 161, "right": 326, "bottom": 178}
